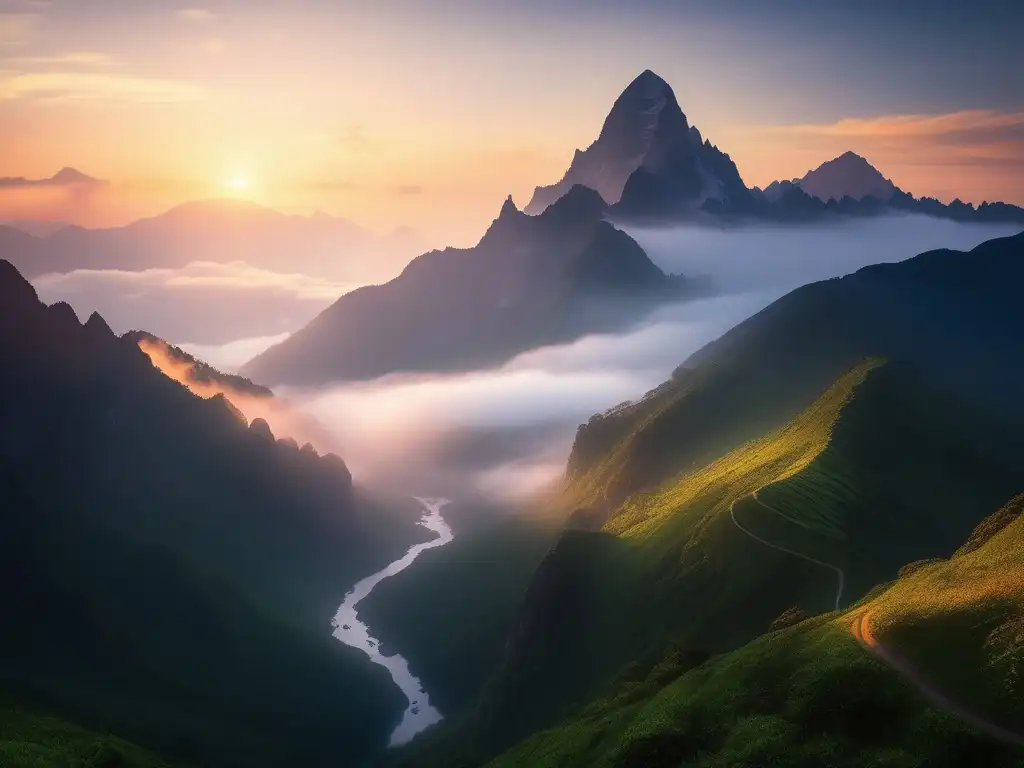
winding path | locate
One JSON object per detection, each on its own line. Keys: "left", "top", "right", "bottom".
{"left": 731, "top": 489, "right": 1024, "bottom": 746}
{"left": 852, "top": 610, "right": 1024, "bottom": 747}
{"left": 729, "top": 489, "right": 846, "bottom": 610}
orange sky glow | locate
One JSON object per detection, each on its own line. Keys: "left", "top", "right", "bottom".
{"left": 1, "top": 2, "right": 1021, "bottom": 244}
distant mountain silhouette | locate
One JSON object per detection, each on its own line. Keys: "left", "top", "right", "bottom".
{"left": 794, "top": 151, "right": 897, "bottom": 202}
{"left": 526, "top": 71, "right": 753, "bottom": 216}
{"left": 527, "top": 71, "right": 1024, "bottom": 226}
{"left": 754, "top": 178, "right": 1024, "bottom": 224}
{"left": 0, "top": 167, "right": 105, "bottom": 188}
{"left": 0, "top": 219, "right": 71, "bottom": 237}
{"left": 0, "top": 198, "right": 422, "bottom": 282}
{"left": 244, "top": 185, "right": 707, "bottom": 386}
{"left": 759, "top": 152, "right": 897, "bottom": 204}
{"left": 0, "top": 259, "right": 429, "bottom": 766}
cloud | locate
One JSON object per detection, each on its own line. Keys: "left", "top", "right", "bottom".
{"left": 177, "top": 8, "right": 215, "bottom": 22}
{"left": 271, "top": 215, "right": 1021, "bottom": 501}
{"left": 776, "top": 110, "right": 1024, "bottom": 172}
{"left": 35, "top": 261, "right": 355, "bottom": 301}
{"left": 2, "top": 51, "right": 114, "bottom": 66}
{"left": 178, "top": 334, "right": 292, "bottom": 371}
{"left": 785, "top": 110, "right": 1024, "bottom": 140}
{"left": 0, "top": 12, "right": 36, "bottom": 44}
{"left": 31, "top": 261, "right": 356, "bottom": 344}
{"left": 0, "top": 71, "right": 203, "bottom": 102}
{"left": 395, "top": 184, "right": 425, "bottom": 195}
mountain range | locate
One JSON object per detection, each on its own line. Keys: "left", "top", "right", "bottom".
{"left": 242, "top": 185, "right": 708, "bottom": 385}
{"left": 527, "top": 70, "right": 1024, "bottom": 226}
{"left": 0, "top": 197, "right": 422, "bottom": 283}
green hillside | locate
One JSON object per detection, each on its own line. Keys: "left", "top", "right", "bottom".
{"left": 0, "top": 704, "right": 180, "bottom": 768}
{"left": 565, "top": 231, "right": 1024, "bottom": 521}
{"left": 486, "top": 497, "right": 1024, "bottom": 768}
{"left": 404, "top": 358, "right": 1024, "bottom": 765}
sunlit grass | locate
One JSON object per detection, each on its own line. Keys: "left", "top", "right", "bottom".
{"left": 487, "top": 503, "right": 1024, "bottom": 768}
{"left": 601, "top": 359, "right": 881, "bottom": 540}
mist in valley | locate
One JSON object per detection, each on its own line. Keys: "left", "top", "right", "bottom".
{"left": 108, "top": 214, "right": 1019, "bottom": 507}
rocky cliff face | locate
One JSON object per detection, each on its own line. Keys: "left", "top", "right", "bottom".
{"left": 526, "top": 70, "right": 753, "bottom": 216}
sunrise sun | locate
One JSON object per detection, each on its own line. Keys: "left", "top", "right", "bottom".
{"left": 227, "top": 177, "right": 249, "bottom": 191}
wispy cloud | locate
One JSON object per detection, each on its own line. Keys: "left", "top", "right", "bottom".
{"left": 177, "top": 8, "right": 216, "bottom": 23}
{"left": 0, "top": 71, "right": 204, "bottom": 102}
{"left": 784, "top": 110, "right": 1024, "bottom": 140}
{"left": 3, "top": 51, "right": 114, "bottom": 66}
{"left": 35, "top": 261, "right": 355, "bottom": 302}
{"left": 395, "top": 184, "right": 425, "bottom": 196}
{"left": 732, "top": 109, "right": 1024, "bottom": 201}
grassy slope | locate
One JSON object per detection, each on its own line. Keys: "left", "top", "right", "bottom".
{"left": 488, "top": 500, "right": 1024, "bottom": 768}
{"left": 418, "top": 359, "right": 1023, "bottom": 764}
{"left": 0, "top": 705, "right": 180, "bottom": 768}
{"left": 564, "top": 231, "right": 1024, "bottom": 521}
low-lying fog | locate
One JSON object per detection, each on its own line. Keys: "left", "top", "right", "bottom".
{"left": 39, "top": 214, "right": 1024, "bottom": 504}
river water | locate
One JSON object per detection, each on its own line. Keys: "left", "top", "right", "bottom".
{"left": 332, "top": 498, "right": 454, "bottom": 746}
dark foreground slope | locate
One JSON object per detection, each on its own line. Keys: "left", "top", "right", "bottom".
{"left": 0, "top": 704, "right": 181, "bottom": 768}
{"left": 488, "top": 496, "right": 1024, "bottom": 768}
{"left": 0, "top": 260, "right": 426, "bottom": 766}
{"left": 244, "top": 186, "right": 703, "bottom": 386}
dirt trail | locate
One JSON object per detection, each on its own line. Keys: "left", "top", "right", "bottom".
{"left": 729, "top": 490, "right": 845, "bottom": 610}
{"left": 852, "top": 610, "right": 1024, "bottom": 747}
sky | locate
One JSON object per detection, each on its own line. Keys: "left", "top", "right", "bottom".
{"left": 1, "top": 0, "right": 1021, "bottom": 242}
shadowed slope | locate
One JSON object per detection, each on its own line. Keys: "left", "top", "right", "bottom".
{"left": 0, "top": 259, "right": 428, "bottom": 766}
{"left": 244, "top": 186, "right": 701, "bottom": 386}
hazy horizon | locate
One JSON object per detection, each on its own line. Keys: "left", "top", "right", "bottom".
{"left": 2, "top": 1, "right": 1022, "bottom": 244}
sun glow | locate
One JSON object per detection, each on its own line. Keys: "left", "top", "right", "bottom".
{"left": 227, "top": 177, "right": 249, "bottom": 191}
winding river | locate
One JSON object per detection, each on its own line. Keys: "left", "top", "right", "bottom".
{"left": 332, "top": 498, "right": 454, "bottom": 746}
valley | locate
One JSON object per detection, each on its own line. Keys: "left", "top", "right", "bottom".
{"left": 1, "top": 15, "right": 1023, "bottom": 768}
{"left": 332, "top": 499, "right": 455, "bottom": 747}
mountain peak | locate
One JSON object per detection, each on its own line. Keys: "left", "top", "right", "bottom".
{"left": 0, "top": 258, "right": 40, "bottom": 312}
{"left": 499, "top": 194, "right": 519, "bottom": 219}
{"left": 625, "top": 69, "right": 672, "bottom": 94}
{"left": 84, "top": 311, "right": 114, "bottom": 338}
{"left": 798, "top": 151, "right": 895, "bottom": 203}
{"left": 544, "top": 185, "right": 607, "bottom": 220}
{"left": 52, "top": 167, "right": 98, "bottom": 184}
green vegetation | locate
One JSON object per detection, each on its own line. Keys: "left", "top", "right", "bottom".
{"left": 0, "top": 704, "right": 179, "bottom": 768}
{"left": 867, "top": 496, "right": 1024, "bottom": 732}
{"left": 566, "top": 232, "right": 1024, "bottom": 523}
{"left": 401, "top": 357, "right": 1024, "bottom": 766}
{"left": 486, "top": 499, "right": 1024, "bottom": 767}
